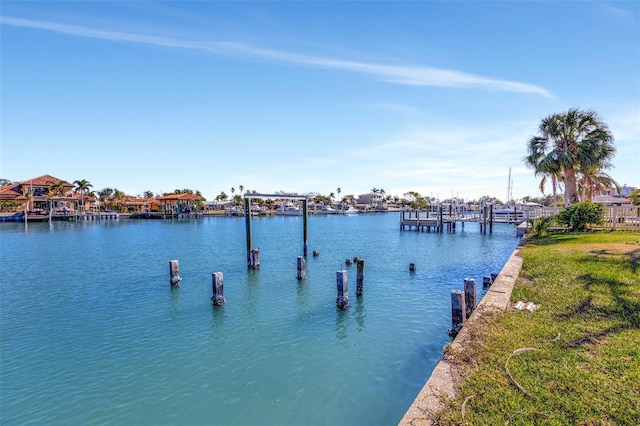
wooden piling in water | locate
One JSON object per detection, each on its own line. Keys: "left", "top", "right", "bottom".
{"left": 409, "top": 262, "right": 416, "bottom": 272}
{"left": 313, "top": 250, "right": 319, "bottom": 257}
{"left": 464, "top": 278, "right": 477, "bottom": 319}
{"left": 297, "top": 256, "right": 306, "bottom": 280}
{"left": 489, "top": 204, "right": 494, "bottom": 234}
{"left": 303, "top": 199, "right": 308, "bottom": 257}
{"left": 169, "top": 260, "right": 182, "bottom": 286}
{"left": 211, "top": 272, "right": 226, "bottom": 305}
{"left": 336, "top": 270, "right": 349, "bottom": 309}
{"left": 356, "top": 258, "right": 365, "bottom": 296}
{"left": 449, "top": 290, "right": 466, "bottom": 336}
{"left": 245, "top": 197, "right": 253, "bottom": 268}
{"left": 249, "top": 248, "right": 260, "bottom": 269}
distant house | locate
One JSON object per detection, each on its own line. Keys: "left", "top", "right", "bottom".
{"left": 618, "top": 185, "right": 637, "bottom": 198}
{"left": 357, "top": 193, "right": 384, "bottom": 208}
{"left": 0, "top": 174, "right": 82, "bottom": 212}
{"left": 157, "top": 193, "right": 205, "bottom": 214}
{"left": 592, "top": 195, "right": 632, "bottom": 206}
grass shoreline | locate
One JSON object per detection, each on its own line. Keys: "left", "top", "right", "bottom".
{"left": 434, "top": 231, "right": 640, "bottom": 425}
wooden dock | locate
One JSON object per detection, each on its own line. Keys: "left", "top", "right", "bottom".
{"left": 399, "top": 204, "right": 526, "bottom": 234}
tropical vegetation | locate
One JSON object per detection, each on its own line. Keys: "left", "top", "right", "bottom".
{"left": 525, "top": 108, "right": 617, "bottom": 206}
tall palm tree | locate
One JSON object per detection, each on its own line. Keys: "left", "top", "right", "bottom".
{"left": 143, "top": 190, "right": 154, "bottom": 199}
{"left": 20, "top": 186, "right": 31, "bottom": 225}
{"left": 239, "top": 185, "right": 244, "bottom": 195}
{"left": 525, "top": 108, "right": 615, "bottom": 206}
{"left": 73, "top": 179, "right": 93, "bottom": 212}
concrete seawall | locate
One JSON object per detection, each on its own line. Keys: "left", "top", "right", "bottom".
{"left": 399, "top": 240, "right": 525, "bottom": 425}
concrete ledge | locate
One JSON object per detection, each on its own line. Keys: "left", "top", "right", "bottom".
{"left": 398, "top": 243, "right": 524, "bottom": 425}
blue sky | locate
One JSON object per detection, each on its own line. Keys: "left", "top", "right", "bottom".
{"left": 2, "top": 1, "right": 638, "bottom": 202}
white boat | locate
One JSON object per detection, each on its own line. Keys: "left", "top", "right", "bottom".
{"left": 318, "top": 204, "right": 337, "bottom": 214}
{"left": 341, "top": 205, "right": 359, "bottom": 214}
{"left": 276, "top": 201, "right": 302, "bottom": 216}
{"left": 251, "top": 202, "right": 266, "bottom": 214}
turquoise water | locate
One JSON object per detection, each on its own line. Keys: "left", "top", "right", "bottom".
{"left": 1, "top": 214, "right": 519, "bottom": 425}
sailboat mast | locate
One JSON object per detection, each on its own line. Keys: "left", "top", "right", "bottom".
{"left": 506, "top": 167, "right": 511, "bottom": 204}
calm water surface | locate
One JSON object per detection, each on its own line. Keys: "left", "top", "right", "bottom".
{"left": 1, "top": 214, "right": 519, "bottom": 425}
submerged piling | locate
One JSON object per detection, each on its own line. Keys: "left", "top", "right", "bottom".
{"left": 356, "top": 258, "right": 365, "bottom": 296}
{"left": 169, "top": 260, "right": 182, "bottom": 286}
{"left": 336, "top": 270, "right": 349, "bottom": 309}
{"left": 297, "top": 256, "right": 306, "bottom": 280}
{"left": 211, "top": 272, "right": 226, "bottom": 306}
{"left": 464, "top": 278, "right": 477, "bottom": 319}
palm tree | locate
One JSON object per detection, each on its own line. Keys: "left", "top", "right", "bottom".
{"left": 525, "top": 108, "right": 615, "bottom": 206}
{"left": 73, "top": 179, "right": 93, "bottom": 213}
{"left": 525, "top": 149, "right": 565, "bottom": 207}
{"left": 112, "top": 189, "right": 126, "bottom": 212}
{"left": 97, "top": 188, "right": 114, "bottom": 211}
{"left": 239, "top": 185, "right": 244, "bottom": 195}
{"left": 577, "top": 165, "right": 619, "bottom": 202}
{"left": 143, "top": 190, "right": 154, "bottom": 199}
{"left": 20, "top": 186, "right": 31, "bottom": 225}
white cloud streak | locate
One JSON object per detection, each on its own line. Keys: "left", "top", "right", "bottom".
{"left": 1, "top": 16, "right": 553, "bottom": 97}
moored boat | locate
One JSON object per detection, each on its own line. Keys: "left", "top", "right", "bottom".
{"left": 276, "top": 201, "right": 302, "bottom": 216}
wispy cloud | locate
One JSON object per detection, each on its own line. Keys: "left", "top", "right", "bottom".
{"left": 1, "top": 16, "right": 553, "bottom": 97}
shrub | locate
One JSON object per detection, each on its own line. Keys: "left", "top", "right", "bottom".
{"left": 528, "top": 215, "right": 554, "bottom": 237}
{"left": 557, "top": 201, "right": 605, "bottom": 231}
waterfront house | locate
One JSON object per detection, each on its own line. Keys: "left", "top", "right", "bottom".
{"left": 0, "top": 175, "right": 85, "bottom": 214}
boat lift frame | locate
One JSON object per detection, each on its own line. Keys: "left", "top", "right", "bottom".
{"left": 243, "top": 193, "right": 309, "bottom": 268}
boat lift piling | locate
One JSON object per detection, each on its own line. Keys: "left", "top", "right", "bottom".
{"left": 244, "top": 193, "right": 309, "bottom": 269}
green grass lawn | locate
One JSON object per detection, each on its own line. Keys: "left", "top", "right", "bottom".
{"left": 436, "top": 232, "right": 640, "bottom": 425}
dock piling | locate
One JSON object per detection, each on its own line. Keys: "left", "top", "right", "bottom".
{"left": 169, "top": 260, "right": 182, "bottom": 286}
{"left": 211, "top": 272, "right": 226, "bottom": 306}
{"left": 449, "top": 290, "right": 466, "bottom": 337}
{"left": 249, "top": 248, "right": 260, "bottom": 269}
{"left": 464, "top": 278, "right": 477, "bottom": 319}
{"left": 356, "top": 259, "right": 365, "bottom": 296}
{"left": 297, "top": 256, "right": 306, "bottom": 280}
{"left": 336, "top": 270, "right": 349, "bottom": 309}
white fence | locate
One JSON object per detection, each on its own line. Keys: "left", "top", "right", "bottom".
{"left": 526, "top": 205, "right": 640, "bottom": 231}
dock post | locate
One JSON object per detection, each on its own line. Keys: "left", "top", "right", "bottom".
{"left": 249, "top": 248, "right": 260, "bottom": 269}
{"left": 489, "top": 204, "right": 494, "bottom": 233}
{"left": 464, "top": 278, "right": 477, "bottom": 318}
{"left": 356, "top": 258, "right": 365, "bottom": 296}
{"left": 297, "top": 256, "right": 306, "bottom": 280}
{"left": 449, "top": 290, "right": 466, "bottom": 336}
{"left": 336, "top": 270, "right": 349, "bottom": 309}
{"left": 211, "top": 272, "right": 226, "bottom": 306}
{"left": 313, "top": 250, "right": 319, "bottom": 257}
{"left": 169, "top": 260, "right": 182, "bottom": 286}
{"left": 409, "top": 262, "right": 416, "bottom": 272}
{"left": 245, "top": 197, "right": 254, "bottom": 268}
{"left": 303, "top": 199, "right": 308, "bottom": 257}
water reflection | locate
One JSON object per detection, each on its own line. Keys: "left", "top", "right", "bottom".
{"left": 354, "top": 296, "right": 366, "bottom": 331}
{"left": 334, "top": 307, "right": 349, "bottom": 341}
